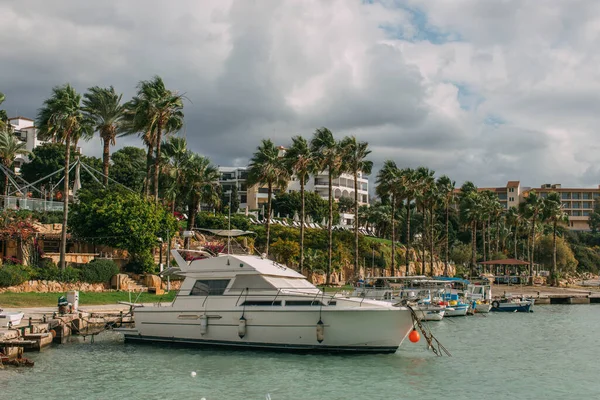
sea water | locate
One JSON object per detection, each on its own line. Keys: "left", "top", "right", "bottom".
{"left": 1, "top": 305, "right": 599, "bottom": 400}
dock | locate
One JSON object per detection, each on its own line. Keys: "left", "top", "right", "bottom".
{"left": 1, "top": 308, "right": 133, "bottom": 367}
{"left": 495, "top": 286, "right": 600, "bottom": 305}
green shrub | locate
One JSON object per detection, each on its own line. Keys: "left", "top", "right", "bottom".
{"left": 125, "top": 252, "right": 156, "bottom": 274}
{"left": 0, "top": 264, "right": 31, "bottom": 287}
{"left": 59, "top": 266, "right": 81, "bottom": 283}
{"left": 79, "top": 259, "right": 120, "bottom": 283}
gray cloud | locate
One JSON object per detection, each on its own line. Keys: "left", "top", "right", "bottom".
{"left": 1, "top": 0, "right": 599, "bottom": 191}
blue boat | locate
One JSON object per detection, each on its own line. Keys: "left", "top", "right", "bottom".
{"left": 491, "top": 297, "right": 534, "bottom": 313}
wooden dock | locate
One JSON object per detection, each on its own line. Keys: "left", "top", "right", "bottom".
{"left": 1, "top": 310, "right": 132, "bottom": 366}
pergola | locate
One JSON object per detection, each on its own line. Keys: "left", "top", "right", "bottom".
{"left": 478, "top": 258, "right": 530, "bottom": 276}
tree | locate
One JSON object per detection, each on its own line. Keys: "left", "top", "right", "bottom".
{"left": 124, "top": 76, "right": 184, "bottom": 202}
{"left": 69, "top": 188, "right": 177, "bottom": 273}
{"left": 247, "top": 139, "right": 289, "bottom": 256}
{"left": 376, "top": 160, "right": 400, "bottom": 275}
{"left": 437, "top": 175, "right": 455, "bottom": 275}
{"left": 398, "top": 168, "right": 417, "bottom": 274}
{"left": 505, "top": 206, "right": 523, "bottom": 259}
{"left": 271, "top": 191, "right": 338, "bottom": 225}
{"left": 270, "top": 239, "right": 300, "bottom": 267}
{"left": 536, "top": 234, "right": 578, "bottom": 279}
{"left": 589, "top": 200, "right": 600, "bottom": 234}
{"left": 543, "top": 192, "right": 569, "bottom": 286}
{"left": 336, "top": 196, "right": 354, "bottom": 213}
{"left": 339, "top": 136, "right": 373, "bottom": 279}
{"left": 161, "top": 136, "right": 192, "bottom": 213}
{"left": 180, "top": 154, "right": 221, "bottom": 246}
{"left": 36, "top": 84, "right": 92, "bottom": 270}
{"left": 415, "top": 166, "right": 435, "bottom": 275}
{"left": 111, "top": 146, "right": 147, "bottom": 192}
{"left": 0, "top": 91, "right": 8, "bottom": 130}
{"left": 283, "top": 136, "right": 316, "bottom": 273}
{"left": 0, "top": 129, "right": 29, "bottom": 195}
{"left": 459, "top": 183, "right": 480, "bottom": 276}
{"left": 82, "top": 86, "right": 125, "bottom": 186}
{"left": 523, "top": 191, "right": 544, "bottom": 283}
{"left": 311, "top": 128, "right": 341, "bottom": 284}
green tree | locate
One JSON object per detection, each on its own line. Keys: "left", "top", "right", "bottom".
{"left": 0, "top": 129, "right": 29, "bottom": 195}
{"left": 161, "top": 137, "right": 192, "bottom": 213}
{"left": 271, "top": 191, "right": 338, "bottom": 225}
{"left": 398, "top": 168, "right": 417, "bottom": 274}
{"left": 376, "top": 160, "right": 400, "bottom": 275}
{"left": 437, "top": 175, "right": 455, "bottom": 275}
{"left": 589, "top": 200, "right": 600, "bottom": 234}
{"left": 543, "top": 192, "right": 569, "bottom": 285}
{"left": 247, "top": 139, "right": 289, "bottom": 256}
{"left": 111, "top": 146, "right": 147, "bottom": 192}
{"left": 0, "top": 91, "right": 8, "bottom": 130}
{"left": 523, "top": 191, "right": 544, "bottom": 282}
{"left": 124, "top": 76, "right": 184, "bottom": 202}
{"left": 536, "top": 234, "right": 578, "bottom": 279}
{"left": 270, "top": 238, "right": 300, "bottom": 266}
{"left": 69, "top": 188, "right": 177, "bottom": 273}
{"left": 339, "top": 136, "right": 373, "bottom": 279}
{"left": 284, "top": 136, "right": 317, "bottom": 273}
{"left": 36, "top": 84, "right": 93, "bottom": 270}
{"left": 310, "top": 128, "right": 342, "bottom": 284}
{"left": 82, "top": 86, "right": 125, "bottom": 185}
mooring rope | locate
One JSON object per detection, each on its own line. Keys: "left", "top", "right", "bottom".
{"left": 406, "top": 304, "right": 452, "bottom": 357}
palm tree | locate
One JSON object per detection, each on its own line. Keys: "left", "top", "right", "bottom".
{"left": 180, "top": 154, "right": 220, "bottom": 246}
{"left": 459, "top": 182, "right": 480, "bottom": 276}
{"left": 505, "top": 206, "right": 522, "bottom": 259}
{"left": 415, "top": 167, "right": 435, "bottom": 275}
{"left": 162, "top": 136, "right": 192, "bottom": 214}
{"left": 398, "top": 168, "right": 417, "bottom": 274}
{"left": 436, "top": 175, "right": 455, "bottom": 275}
{"left": 523, "top": 191, "right": 545, "bottom": 283}
{"left": 376, "top": 160, "right": 400, "bottom": 275}
{"left": 283, "top": 136, "right": 316, "bottom": 273}
{"left": 340, "top": 136, "right": 373, "bottom": 279}
{"left": 247, "top": 139, "right": 289, "bottom": 256}
{"left": 543, "top": 192, "right": 568, "bottom": 286}
{"left": 37, "top": 84, "right": 93, "bottom": 269}
{"left": 0, "top": 129, "right": 30, "bottom": 195}
{"left": 126, "top": 76, "right": 184, "bottom": 202}
{"left": 82, "top": 86, "right": 125, "bottom": 186}
{"left": 310, "top": 128, "right": 342, "bottom": 284}
{"left": 0, "top": 91, "right": 8, "bottom": 130}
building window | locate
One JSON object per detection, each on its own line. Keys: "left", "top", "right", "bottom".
{"left": 562, "top": 202, "right": 570, "bottom": 208}
{"left": 572, "top": 202, "right": 581, "bottom": 209}
{"left": 240, "top": 195, "right": 247, "bottom": 203}
{"left": 190, "top": 280, "right": 231, "bottom": 296}
{"left": 583, "top": 211, "right": 590, "bottom": 217}
{"left": 509, "top": 188, "right": 514, "bottom": 193}
{"left": 583, "top": 193, "right": 592, "bottom": 200}
{"left": 572, "top": 210, "right": 582, "bottom": 216}
{"left": 561, "top": 193, "right": 571, "bottom": 200}
{"left": 583, "top": 202, "right": 592, "bottom": 209}
{"left": 572, "top": 193, "right": 581, "bottom": 200}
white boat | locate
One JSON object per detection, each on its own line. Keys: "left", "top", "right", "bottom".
{"left": 413, "top": 304, "right": 446, "bottom": 321}
{"left": 0, "top": 310, "right": 24, "bottom": 327}
{"left": 120, "top": 249, "right": 415, "bottom": 353}
{"left": 465, "top": 284, "right": 493, "bottom": 313}
{"left": 444, "top": 304, "right": 469, "bottom": 317}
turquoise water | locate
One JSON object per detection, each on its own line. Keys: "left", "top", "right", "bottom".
{"left": 1, "top": 305, "right": 599, "bottom": 400}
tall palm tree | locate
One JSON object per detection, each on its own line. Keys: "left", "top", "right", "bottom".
{"left": 436, "top": 175, "right": 455, "bottom": 275}
{"left": 415, "top": 167, "right": 435, "bottom": 275}
{"left": 398, "top": 168, "right": 417, "bottom": 274}
{"left": 37, "top": 84, "right": 93, "bottom": 270}
{"left": 505, "top": 206, "right": 522, "bottom": 259}
{"left": 543, "top": 192, "right": 568, "bottom": 286}
{"left": 0, "top": 129, "right": 30, "bottom": 195}
{"left": 0, "top": 91, "right": 8, "bottom": 130}
{"left": 459, "top": 182, "right": 480, "bottom": 276}
{"left": 523, "top": 191, "right": 545, "bottom": 283}
{"left": 340, "top": 136, "right": 373, "bottom": 279}
{"left": 376, "top": 160, "right": 400, "bottom": 275}
{"left": 82, "top": 86, "right": 125, "bottom": 185}
{"left": 310, "top": 128, "right": 342, "bottom": 284}
{"left": 180, "top": 154, "right": 220, "bottom": 246}
{"left": 283, "top": 136, "right": 316, "bottom": 273}
{"left": 126, "top": 76, "right": 184, "bottom": 203}
{"left": 162, "top": 136, "right": 192, "bottom": 214}
{"left": 247, "top": 139, "right": 289, "bottom": 256}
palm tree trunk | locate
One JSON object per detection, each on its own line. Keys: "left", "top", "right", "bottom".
{"left": 482, "top": 221, "right": 487, "bottom": 261}
{"left": 552, "top": 220, "right": 557, "bottom": 286}
{"left": 185, "top": 199, "right": 197, "bottom": 249}
{"left": 300, "top": 179, "right": 305, "bottom": 274}
{"left": 514, "top": 225, "right": 518, "bottom": 259}
{"left": 444, "top": 203, "right": 449, "bottom": 276}
{"left": 59, "top": 133, "right": 72, "bottom": 270}
{"left": 354, "top": 172, "right": 359, "bottom": 279}
{"left": 390, "top": 194, "right": 396, "bottom": 276}
{"left": 430, "top": 204, "right": 434, "bottom": 276}
{"left": 102, "top": 134, "right": 110, "bottom": 186}
{"left": 265, "top": 183, "right": 273, "bottom": 256}
{"left": 530, "top": 216, "right": 536, "bottom": 282}
{"left": 153, "top": 122, "right": 162, "bottom": 203}
{"left": 405, "top": 199, "right": 411, "bottom": 275}
{"left": 145, "top": 143, "right": 154, "bottom": 197}
{"left": 471, "top": 221, "right": 477, "bottom": 276}
{"left": 326, "top": 174, "right": 333, "bottom": 285}
{"left": 4, "top": 173, "right": 8, "bottom": 197}
{"left": 421, "top": 205, "right": 426, "bottom": 275}
{"left": 487, "top": 217, "right": 492, "bottom": 258}
{"left": 495, "top": 218, "right": 500, "bottom": 254}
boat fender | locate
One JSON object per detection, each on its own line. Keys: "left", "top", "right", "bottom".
{"left": 200, "top": 315, "right": 208, "bottom": 335}
{"left": 238, "top": 316, "right": 247, "bottom": 339}
{"left": 316, "top": 319, "right": 325, "bottom": 343}
{"left": 492, "top": 301, "right": 500, "bottom": 309}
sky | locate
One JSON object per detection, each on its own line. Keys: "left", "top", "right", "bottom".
{"left": 2, "top": 0, "right": 600, "bottom": 189}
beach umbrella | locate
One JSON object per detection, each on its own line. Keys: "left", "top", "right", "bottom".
{"left": 293, "top": 211, "right": 299, "bottom": 222}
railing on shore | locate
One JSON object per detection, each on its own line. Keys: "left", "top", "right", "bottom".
{"left": 0, "top": 195, "right": 64, "bottom": 212}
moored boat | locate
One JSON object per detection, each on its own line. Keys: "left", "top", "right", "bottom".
{"left": 0, "top": 310, "right": 24, "bottom": 327}
{"left": 120, "top": 246, "right": 416, "bottom": 353}
{"left": 491, "top": 296, "right": 534, "bottom": 313}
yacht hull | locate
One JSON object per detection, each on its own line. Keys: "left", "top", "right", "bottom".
{"left": 125, "top": 307, "right": 414, "bottom": 353}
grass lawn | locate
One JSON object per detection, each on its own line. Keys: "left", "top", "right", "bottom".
{"left": 365, "top": 236, "right": 392, "bottom": 245}
{"left": 0, "top": 291, "right": 177, "bottom": 308}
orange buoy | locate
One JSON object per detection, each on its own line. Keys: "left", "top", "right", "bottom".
{"left": 409, "top": 329, "right": 420, "bottom": 343}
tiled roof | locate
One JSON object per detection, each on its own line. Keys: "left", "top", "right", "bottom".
{"left": 507, "top": 181, "right": 520, "bottom": 188}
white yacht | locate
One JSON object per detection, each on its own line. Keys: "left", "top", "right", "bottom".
{"left": 120, "top": 249, "right": 415, "bottom": 353}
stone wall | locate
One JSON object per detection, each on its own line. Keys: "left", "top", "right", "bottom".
{"left": 0, "top": 280, "right": 108, "bottom": 293}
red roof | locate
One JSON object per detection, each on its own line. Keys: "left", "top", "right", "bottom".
{"left": 479, "top": 258, "right": 529, "bottom": 265}
{"left": 507, "top": 181, "right": 520, "bottom": 188}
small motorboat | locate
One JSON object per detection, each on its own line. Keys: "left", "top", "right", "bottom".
{"left": 491, "top": 296, "right": 534, "bottom": 313}
{"left": 444, "top": 303, "right": 469, "bottom": 317}
{"left": 465, "top": 284, "right": 493, "bottom": 313}
{"left": 413, "top": 304, "right": 446, "bottom": 321}
{"left": 0, "top": 310, "right": 24, "bottom": 327}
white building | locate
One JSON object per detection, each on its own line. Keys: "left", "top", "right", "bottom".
{"left": 287, "top": 171, "right": 370, "bottom": 226}
{"left": 218, "top": 166, "right": 253, "bottom": 211}
{"left": 8, "top": 116, "right": 49, "bottom": 172}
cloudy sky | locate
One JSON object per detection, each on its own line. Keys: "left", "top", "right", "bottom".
{"left": 2, "top": 0, "right": 600, "bottom": 189}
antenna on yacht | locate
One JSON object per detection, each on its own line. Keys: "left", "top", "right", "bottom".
{"left": 227, "top": 191, "right": 232, "bottom": 260}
